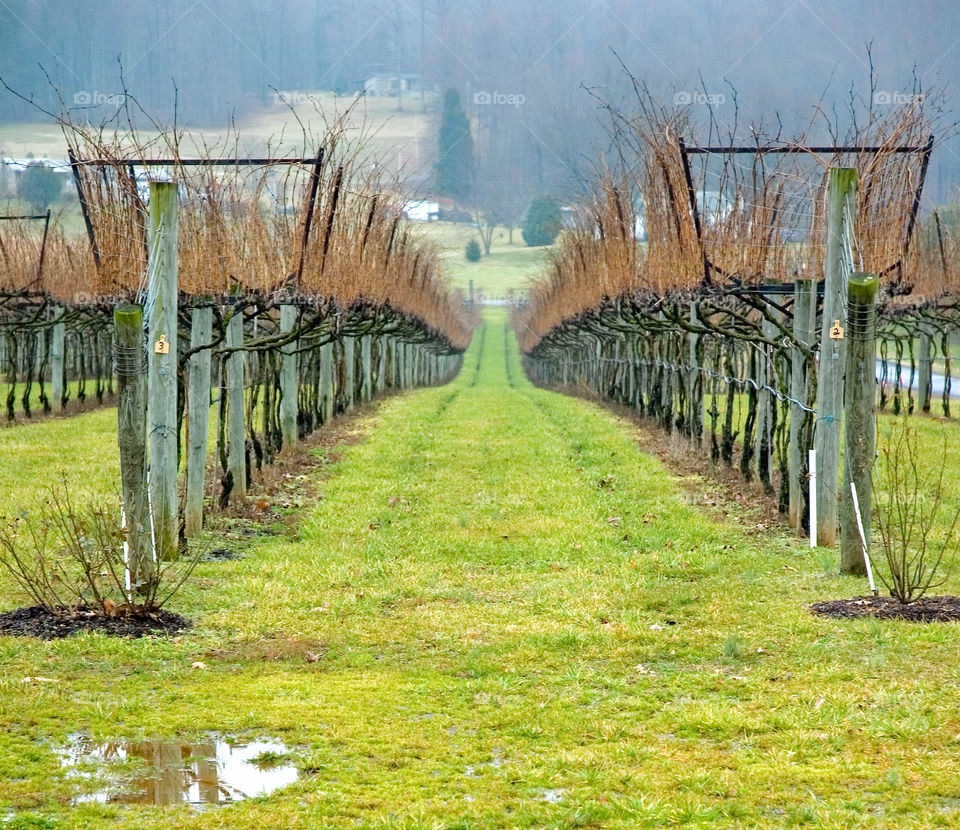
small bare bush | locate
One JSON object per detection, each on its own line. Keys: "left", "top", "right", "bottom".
{"left": 871, "top": 418, "right": 960, "bottom": 603}
{"left": 0, "top": 481, "right": 200, "bottom": 617}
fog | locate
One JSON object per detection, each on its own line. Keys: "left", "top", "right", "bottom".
{"left": 0, "top": 0, "right": 957, "bottom": 205}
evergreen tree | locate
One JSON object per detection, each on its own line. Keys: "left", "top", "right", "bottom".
{"left": 19, "top": 163, "right": 61, "bottom": 213}
{"left": 522, "top": 194, "right": 563, "bottom": 247}
{"left": 434, "top": 88, "right": 474, "bottom": 204}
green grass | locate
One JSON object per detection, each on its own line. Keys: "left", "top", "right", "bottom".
{"left": 3, "top": 310, "right": 960, "bottom": 826}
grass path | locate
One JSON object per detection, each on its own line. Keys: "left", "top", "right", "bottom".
{"left": 3, "top": 311, "right": 960, "bottom": 828}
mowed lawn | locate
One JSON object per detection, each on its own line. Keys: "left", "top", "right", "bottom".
{"left": 0, "top": 310, "right": 959, "bottom": 828}
{"left": 412, "top": 221, "right": 550, "bottom": 297}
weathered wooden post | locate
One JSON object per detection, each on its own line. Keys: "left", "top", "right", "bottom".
{"left": 113, "top": 302, "right": 153, "bottom": 589}
{"left": 917, "top": 323, "right": 932, "bottom": 413}
{"left": 376, "top": 336, "right": 386, "bottom": 393}
{"left": 279, "top": 304, "right": 298, "bottom": 447}
{"left": 343, "top": 336, "right": 356, "bottom": 407}
{"left": 840, "top": 273, "right": 878, "bottom": 574}
{"left": 360, "top": 334, "right": 373, "bottom": 401}
{"left": 185, "top": 306, "right": 212, "bottom": 537}
{"left": 225, "top": 309, "right": 246, "bottom": 499}
{"left": 50, "top": 307, "right": 65, "bottom": 411}
{"left": 688, "top": 304, "right": 702, "bottom": 444}
{"left": 815, "top": 167, "right": 857, "bottom": 547}
{"left": 146, "top": 180, "right": 179, "bottom": 561}
{"left": 318, "top": 339, "right": 334, "bottom": 422}
{"left": 789, "top": 279, "right": 817, "bottom": 530}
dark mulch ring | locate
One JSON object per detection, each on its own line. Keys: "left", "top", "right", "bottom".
{"left": 810, "top": 594, "right": 960, "bottom": 622}
{"left": 0, "top": 605, "right": 192, "bottom": 639}
{"left": 203, "top": 547, "right": 243, "bottom": 561}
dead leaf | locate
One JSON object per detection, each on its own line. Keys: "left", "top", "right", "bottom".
{"left": 191, "top": 661, "right": 207, "bottom": 670}
{"left": 22, "top": 676, "right": 59, "bottom": 684}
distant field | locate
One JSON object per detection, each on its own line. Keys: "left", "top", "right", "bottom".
{"left": 0, "top": 93, "right": 437, "bottom": 186}
{"left": 410, "top": 220, "right": 550, "bottom": 297}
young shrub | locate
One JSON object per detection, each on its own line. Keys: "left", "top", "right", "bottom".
{"left": 0, "top": 480, "right": 200, "bottom": 617}
{"left": 871, "top": 418, "right": 960, "bottom": 602}
{"left": 465, "top": 238, "right": 482, "bottom": 262}
{"left": 522, "top": 195, "right": 563, "bottom": 247}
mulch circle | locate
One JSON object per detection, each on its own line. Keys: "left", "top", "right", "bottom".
{"left": 203, "top": 547, "right": 242, "bottom": 561}
{"left": 0, "top": 605, "right": 192, "bottom": 639}
{"left": 810, "top": 595, "right": 960, "bottom": 622}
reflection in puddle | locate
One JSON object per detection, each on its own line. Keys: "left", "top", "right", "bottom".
{"left": 59, "top": 737, "right": 299, "bottom": 806}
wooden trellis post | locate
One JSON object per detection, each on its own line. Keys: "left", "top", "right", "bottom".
{"left": 225, "top": 309, "right": 246, "bottom": 499}
{"left": 146, "top": 180, "right": 179, "bottom": 561}
{"left": 343, "top": 336, "right": 356, "bottom": 407}
{"left": 280, "top": 304, "right": 298, "bottom": 447}
{"left": 185, "top": 306, "right": 213, "bottom": 536}
{"left": 361, "top": 334, "right": 373, "bottom": 401}
{"left": 918, "top": 323, "right": 932, "bottom": 413}
{"left": 114, "top": 302, "right": 153, "bottom": 588}
{"left": 840, "top": 273, "right": 878, "bottom": 574}
{"left": 815, "top": 167, "right": 857, "bottom": 547}
{"left": 318, "top": 339, "right": 334, "bottom": 422}
{"left": 789, "top": 279, "right": 817, "bottom": 531}
{"left": 50, "top": 307, "right": 65, "bottom": 411}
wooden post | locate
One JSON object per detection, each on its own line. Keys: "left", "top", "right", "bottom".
{"left": 343, "top": 336, "right": 356, "bottom": 407}
{"left": 360, "top": 334, "right": 372, "bottom": 401}
{"left": 917, "top": 324, "right": 932, "bottom": 413}
{"left": 50, "top": 308, "right": 65, "bottom": 411}
{"left": 840, "top": 273, "right": 878, "bottom": 574}
{"left": 688, "top": 304, "right": 702, "bottom": 444}
{"left": 377, "top": 336, "right": 387, "bottom": 392}
{"left": 146, "top": 180, "right": 179, "bottom": 562}
{"left": 185, "top": 307, "right": 212, "bottom": 537}
{"left": 756, "top": 287, "right": 780, "bottom": 492}
{"left": 815, "top": 167, "right": 857, "bottom": 547}
{"left": 113, "top": 303, "right": 153, "bottom": 591}
{"left": 279, "top": 304, "right": 298, "bottom": 447}
{"left": 225, "top": 310, "right": 246, "bottom": 499}
{"left": 319, "top": 340, "right": 334, "bottom": 422}
{"left": 789, "top": 279, "right": 817, "bottom": 530}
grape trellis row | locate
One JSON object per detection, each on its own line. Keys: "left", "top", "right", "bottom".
{"left": 515, "top": 88, "right": 957, "bottom": 556}
{"left": 0, "top": 110, "right": 477, "bottom": 543}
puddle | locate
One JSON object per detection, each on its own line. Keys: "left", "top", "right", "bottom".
{"left": 541, "top": 787, "right": 567, "bottom": 804}
{"left": 58, "top": 737, "right": 298, "bottom": 806}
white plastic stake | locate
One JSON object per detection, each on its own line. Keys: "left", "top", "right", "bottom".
{"left": 849, "top": 481, "right": 877, "bottom": 594}
{"left": 808, "top": 449, "right": 818, "bottom": 548}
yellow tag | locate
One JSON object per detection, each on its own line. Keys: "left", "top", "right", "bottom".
{"left": 154, "top": 334, "right": 170, "bottom": 354}
{"left": 829, "top": 321, "right": 844, "bottom": 340}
